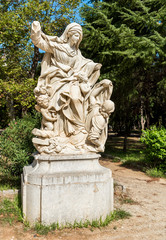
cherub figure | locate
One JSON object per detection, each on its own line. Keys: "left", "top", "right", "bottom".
{"left": 32, "top": 87, "right": 57, "bottom": 138}
{"left": 37, "top": 95, "right": 57, "bottom": 130}
{"left": 75, "top": 72, "right": 92, "bottom": 96}
{"left": 86, "top": 79, "right": 115, "bottom": 152}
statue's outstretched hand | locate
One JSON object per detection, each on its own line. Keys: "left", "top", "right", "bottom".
{"left": 32, "top": 21, "right": 41, "bottom": 32}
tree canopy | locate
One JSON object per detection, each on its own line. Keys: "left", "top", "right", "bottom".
{"left": 0, "top": 0, "right": 166, "bottom": 132}
{"left": 81, "top": 0, "right": 166, "bottom": 132}
{"left": 0, "top": 0, "right": 81, "bottom": 127}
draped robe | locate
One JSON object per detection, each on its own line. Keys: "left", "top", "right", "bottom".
{"left": 31, "top": 23, "right": 100, "bottom": 137}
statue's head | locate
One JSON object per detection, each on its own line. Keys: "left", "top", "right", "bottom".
{"left": 100, "top": 100, "right": 115, "bottom": 118}
{"left": 60, "top": 23, "right": 83, "bottom": 49}
{"left": 37, "top": 95, "right": 49, "bottom": 109}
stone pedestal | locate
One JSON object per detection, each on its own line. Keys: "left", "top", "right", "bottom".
{"left": 22, "top": 154, "right": 113, "bottom": 225}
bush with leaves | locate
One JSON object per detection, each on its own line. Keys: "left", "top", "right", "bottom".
{"left": 141, "top": 126, "right": 166, "bottom": 171}
{"left": 0, "top": 113, "right": 41, "bottom": 176}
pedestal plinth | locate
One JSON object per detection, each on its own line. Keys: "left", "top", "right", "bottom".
{"left": 22, "top": 154, "right": 113, "bottom": 225}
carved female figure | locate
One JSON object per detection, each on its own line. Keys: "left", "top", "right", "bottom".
{"left": 31, "top": 22, "right": 101, "bottom": 137}
{"left": 31, "top": 21, "right": 114, "bottom": 154}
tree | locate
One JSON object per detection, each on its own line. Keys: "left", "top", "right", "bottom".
{"left": 80, "top": 0, "right": 166, "bottom": 135}
{"left": 0, "top": 0, "right": 81, "bottom": 127}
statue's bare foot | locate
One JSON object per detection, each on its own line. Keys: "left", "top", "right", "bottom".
{"left": 32, "top": 128, "right": 41, "bottom": 136}
{"left": 32, "top": 128, "right": 48, "bottom": 138}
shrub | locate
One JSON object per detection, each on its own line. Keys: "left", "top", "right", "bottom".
{"left": 140, "top": 126, "right": 166, "bottom": 171}
{"left": 0, "top": 112, "right": 41, "bottom": 176}
{"left": 145, "top": 168, "right": 165, "bottom": 178}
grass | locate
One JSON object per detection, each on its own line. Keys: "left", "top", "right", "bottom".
{"left": 119, "top": 196, "right": 138, "bottom": 205}
{"left": 0, "top": 174, "right": 20, "bottom": 191}
{"left": 34, "top": 222, "right": 59, "bottom": 235}
{"left": 33, "top": 209, "right": 131, "bottom": 235}
{"left": 104, "top": 145, "right": 146, "bottom": 172}
{"left": 0, "top": 195, "right": 23, "bottom": 225}
{"left": 0, "top": 195, "right": 131, "bottom": 235}
{"left": 105, "top": 135, "right": 166, "bottom": 178}
{"left": 0, "top": 163, "right": 21, "bottom": 191}
{"left": 145, "top": 168, "right": 166, "bottom": 178}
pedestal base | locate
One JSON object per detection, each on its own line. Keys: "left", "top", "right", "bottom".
{"left": 22, "top": 154, "right": 113, "bottom": 225}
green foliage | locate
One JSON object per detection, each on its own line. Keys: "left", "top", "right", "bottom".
{"left": 0, "top": 195, "right": 23, "bottom": 225}
{"left": 0, "top": 0, "right": 81, "bottom": 76}
{"left": 113, "top": 209, "right": 131, "bottom": 220}
{"left": 119, "top": 195, "right": 138, "bottom": 205}
{"left": 81, "top": 0, "right": 166, "bottom": 131}
{"left": 0, "top": 196, "right": 130, "bottom": 233}
{"left": 146, "top": 168, "right": 165, "bottom": 178}
{"left": 105, "top": 148, "right": 146, "bottom": 171}
{"left": 0, "top": 78, "right": 37, "bottom": 109}
{"left": 141, "top": 126, "right": 166, "bottom": 171}
{"left": 0, "top": 175, "right": 20, "bottom": 191}
{"left": 34, "top": 209, "right": 131, "bottom": 235}
{"left": 105, "top": 134, "right": 166, "bottom": 177}
{"left": 34, "top": 222, "right": 58, "bottom": 235}
{"left": 0, "top": 113, "right": 41, "bottom": 176}
{"left": 0, "top": 78, "right": 37, "bottom": 127}
{"left": 0, "top": 0, "right": 81, "bottom": 126}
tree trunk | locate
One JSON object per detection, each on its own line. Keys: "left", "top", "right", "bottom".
{"left": 6, "top": 94, "right": 15, "bottom": 121}
{"left": 22, "top": 107, "right": 28, "bottom": 117}
{"left": 29, "top": 46, "right": 39, "bottom": 79}
{"left": 123, "top": 134, "right": 127, "bottom": 152}
{"left": 146, "top": 113, "right": 150, "bottom": 129}
{"left": 140, "top": 98, "right": 146, "bottom": 130}
{"left": 123, "top": 121, "right": 130, "bottom": 152}
{"left": 159, "top": 116, "right": 162, "bottom": 127}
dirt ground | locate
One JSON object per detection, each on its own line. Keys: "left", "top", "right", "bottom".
{"left": 0, "top": 158, "right": 166, "bottom": 240}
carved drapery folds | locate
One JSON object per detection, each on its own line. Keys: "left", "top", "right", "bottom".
{"left": 31, "top": 21, "right": 115, "bottom": 154}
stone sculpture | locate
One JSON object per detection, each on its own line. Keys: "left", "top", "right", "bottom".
{"left": 31, "top": 21, "right": 115, "bottom": 154}
{"left": 22, "top": 21, "right": 114, "bottom": 225}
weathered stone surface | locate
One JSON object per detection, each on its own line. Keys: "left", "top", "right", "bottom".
{"left": 31, "top": 21, "right": 115, "bottom": 155}
{"left": 22, "top": 154, "right": 113, "bottom": 225}
{"left": 21, "top": 21, "right": 114, "bottom": 226}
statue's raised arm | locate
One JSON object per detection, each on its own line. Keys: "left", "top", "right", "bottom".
{"left": 31, "top": 21, "right": 53, "bottom": 53}
{"left": 31, "top": 21, "right": 115, "bottom": 155}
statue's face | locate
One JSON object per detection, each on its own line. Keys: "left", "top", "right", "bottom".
{"left": 38, "top": 97, "right": 49, "bottom": 108}
{"left": 42, "top": 98, "right": 49, "bottom": 108}
{"left": 100, "top": 102, "right": 113, "bottom": 118}
{"left": 101, "top": 100, "right": 114, "bottom": 116}
{"left": 68, "top": 32, "right": 80, "bottom": 45}
{"left": 100, "top": 107, "right": 109, "bottom": 119}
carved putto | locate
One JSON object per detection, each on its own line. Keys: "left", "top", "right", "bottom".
{"left": 31, "top": 21, "right": 115, "bottom": 154}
